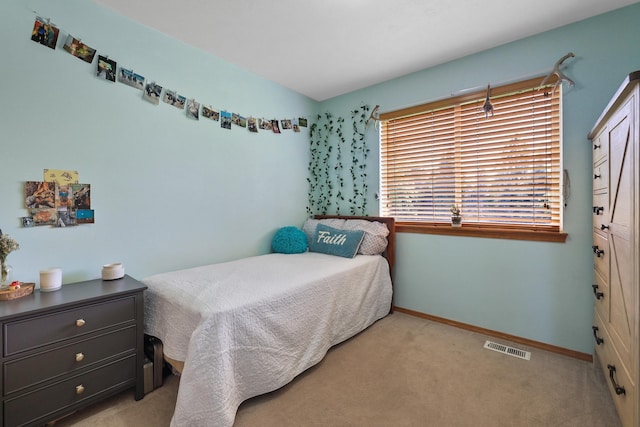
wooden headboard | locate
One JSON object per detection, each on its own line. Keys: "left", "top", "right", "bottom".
{"left": 314, "top": 215, "right": 396, "bottom": 313}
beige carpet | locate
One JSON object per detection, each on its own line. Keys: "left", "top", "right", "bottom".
{"left": 53, "top": 313, "right": 621, "bottom": 427}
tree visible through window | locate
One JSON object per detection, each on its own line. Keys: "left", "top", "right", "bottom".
{"left": 379, "top": 77, "right": 563, "bottom": 239}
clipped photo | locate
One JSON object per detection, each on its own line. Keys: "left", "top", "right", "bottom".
{"left": 232, "top": 113, "right": 247, "bottom": 128}
{"left": 63, "top": 35, "right": 96, "bottom": 63}
{"left": 30, "top": 17, "right": 59, "bottom": 50}
{"left": 163, "top": 90, "right": 186, "bottom": 109}
{"left": 221, "top": 111, "right": 232, "bottom": 129}
{"left": 281, "top": 119, "right": 292, "bottom": 130}
{"left": 271, "top": 119, "right": 281, "bottom": 134}
{"left": 143, "top": 82, "right": 163, "bottom": 105}
{"left": 118, "top": 68, "right": 145, "bottom": 90}
{"left": 202, "top": 106, "right": 219, "bottom": 121}
{"left": 97, "top": 55, "right": 117, "bottom": 82}
{"left": 247, "top": 117, "right": 258, "bottom": 133}
{"left": 259, "top": 118, "right": 272, "bottom": 130}
{"left": 186, "top": 99, "right": 200, "bottom": 119}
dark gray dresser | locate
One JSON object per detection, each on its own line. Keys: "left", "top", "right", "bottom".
{"left": 0, "top": 275, "right": 147, "bottom": 427}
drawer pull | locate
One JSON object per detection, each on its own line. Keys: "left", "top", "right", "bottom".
{"left": 592, "top": 206, "right": 604, "bottom": 215}
{"left": 592, "top": 285, "right": 604, "bottom": 300}
{"left": 600, "top": 224, "right": 609, "bottom": 231}
{"left": 593, "top": 144, "right": 601, "bottom": 150}
{"left": 75, "top": 352, "right": 85, "bottom": 362}
{"left": 607, "top": 365, "right": 626, "bottom": 395}
{"left": 76, "top": 319, "right": 86, "bottom": 327}
{"left": 592, "top": 326, "right": 604, "bottom": 345}
{"left": 594, "top": 173, "right": 601, "bottom": 180}
{"left": 592, "top": 245, "right": 604, "bottom": 257}
{"left": 76, "top": 384, "right": 85, "bottom": 395}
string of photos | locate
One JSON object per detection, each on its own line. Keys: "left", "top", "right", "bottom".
{"left": 29, "top": 15, "right": 308, "bottom": 134}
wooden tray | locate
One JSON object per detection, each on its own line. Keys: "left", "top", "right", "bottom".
{"left": 0, "top": 282, "right": 35, "bottom": 301}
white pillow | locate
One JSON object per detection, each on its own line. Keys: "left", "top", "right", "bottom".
{"left": 302, "top": 218, "right": 389, "bottom": 255}
{"left": 343, "top": 220, "right": 389, "bottom": 255}
{"left": 302, "top": 218, "right": 346, "bottom": 244}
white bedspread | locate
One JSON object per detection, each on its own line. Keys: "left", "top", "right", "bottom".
{"left": 142, "top": 252, "right": 392, "bottom": 427}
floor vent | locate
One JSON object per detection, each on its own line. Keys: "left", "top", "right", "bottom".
{"left": 483, "top": 340, "right": 531, "bottom": 360}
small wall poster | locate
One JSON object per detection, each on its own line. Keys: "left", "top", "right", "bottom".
{"left": 76, "top": 209, "right": 95, "bottom": 224}
{"left": 25, "top": 181, "right": 55, "bottom": 209}
{"left": 72, "top": 184, "right": 91, "bottom": 209}
{"left": 44, "top": 169, "right": 79, "bottom": 185}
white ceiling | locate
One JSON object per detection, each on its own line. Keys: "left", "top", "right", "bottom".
{"left": 95, "top": 0, "right": 638, "bottom": 101}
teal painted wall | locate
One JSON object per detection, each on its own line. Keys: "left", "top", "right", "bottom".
{"left": 2, "top": 0, "right": 639, "bottom": 355}
{"left": 0, "top": 0, "right": 317, "bottom": 283}
{"left": 319, "top": 3, "right": 640, "bottom": 354}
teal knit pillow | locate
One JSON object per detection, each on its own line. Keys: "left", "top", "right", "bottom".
{"left": 271, "top": 226, "right": 308, "bottom": 254}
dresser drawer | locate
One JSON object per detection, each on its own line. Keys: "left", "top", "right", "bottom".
{"left": 4, "top": 355, "right": 135, "bottom": 427}
{"left": 591, "top": 127, "right": 609, "bottom": 165}
{"left": 592, "top": 192, "right": 609, "bottom": 235}
{"left": 592, "top": 232, "right": 609, "bottom": 279}
{"left": 4, "top": 326, "right": 136, "bottom": 395}
{"left": 593, "top": 159, "right": 609, "bottom": 192}
{"left": 4, "top": 297, "right": 136, "bottom": 357}
{"left": 593, "top": 269, "right": 609, "bottom": 321}
{"left": 594, "top": 308, "right": 610, "bottom": 354}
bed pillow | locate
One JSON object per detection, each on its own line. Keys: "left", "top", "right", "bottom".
{"left": 309, "top": 224, "right": 364, "bottom": 258}
{"left": 271, "top": 226, "right": 308, "bottom": 254}
{"left": 343, "top": 219, "right": 389, "bottom": 255}
{"left": 302, "top": 218, "right": 346, "bottom": 244}
{"left": 303, "top": 218, "right": 389, "bottom": 255}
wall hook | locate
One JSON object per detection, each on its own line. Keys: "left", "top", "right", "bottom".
{"left": 366, "top": 105, "right": 380, "bottom": 127}
{"left": 540, "top": 52, "right": 575, "bottom": 93}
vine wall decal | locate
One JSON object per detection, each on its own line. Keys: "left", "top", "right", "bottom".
{"left": 307, "top": 105, "right": 370, "bottom": 216}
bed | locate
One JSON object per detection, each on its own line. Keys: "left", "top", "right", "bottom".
{"left": 142, "top": 215, "right": 395, "bottom": 427}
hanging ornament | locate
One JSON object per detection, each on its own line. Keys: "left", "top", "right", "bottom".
{"left": 482, "top": 84, "right": 494, "bottom": 118}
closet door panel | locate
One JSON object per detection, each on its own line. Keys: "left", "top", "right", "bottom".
{"left": 609, "top": 103, "right": 633, "bottom": 238}
{"left": 607, "top": 93, "right": 636, "bottom": 378}
{"left": 609, "top": 232, "right": 634, "bottom": 370}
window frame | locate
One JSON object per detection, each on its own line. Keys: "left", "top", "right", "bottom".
{"left": 379, "top": 77, "right": 567, "bottom": 243}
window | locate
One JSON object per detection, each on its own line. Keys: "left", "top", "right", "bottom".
{"left": 379, "top": 77, "right": 566, "bottom": 242}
